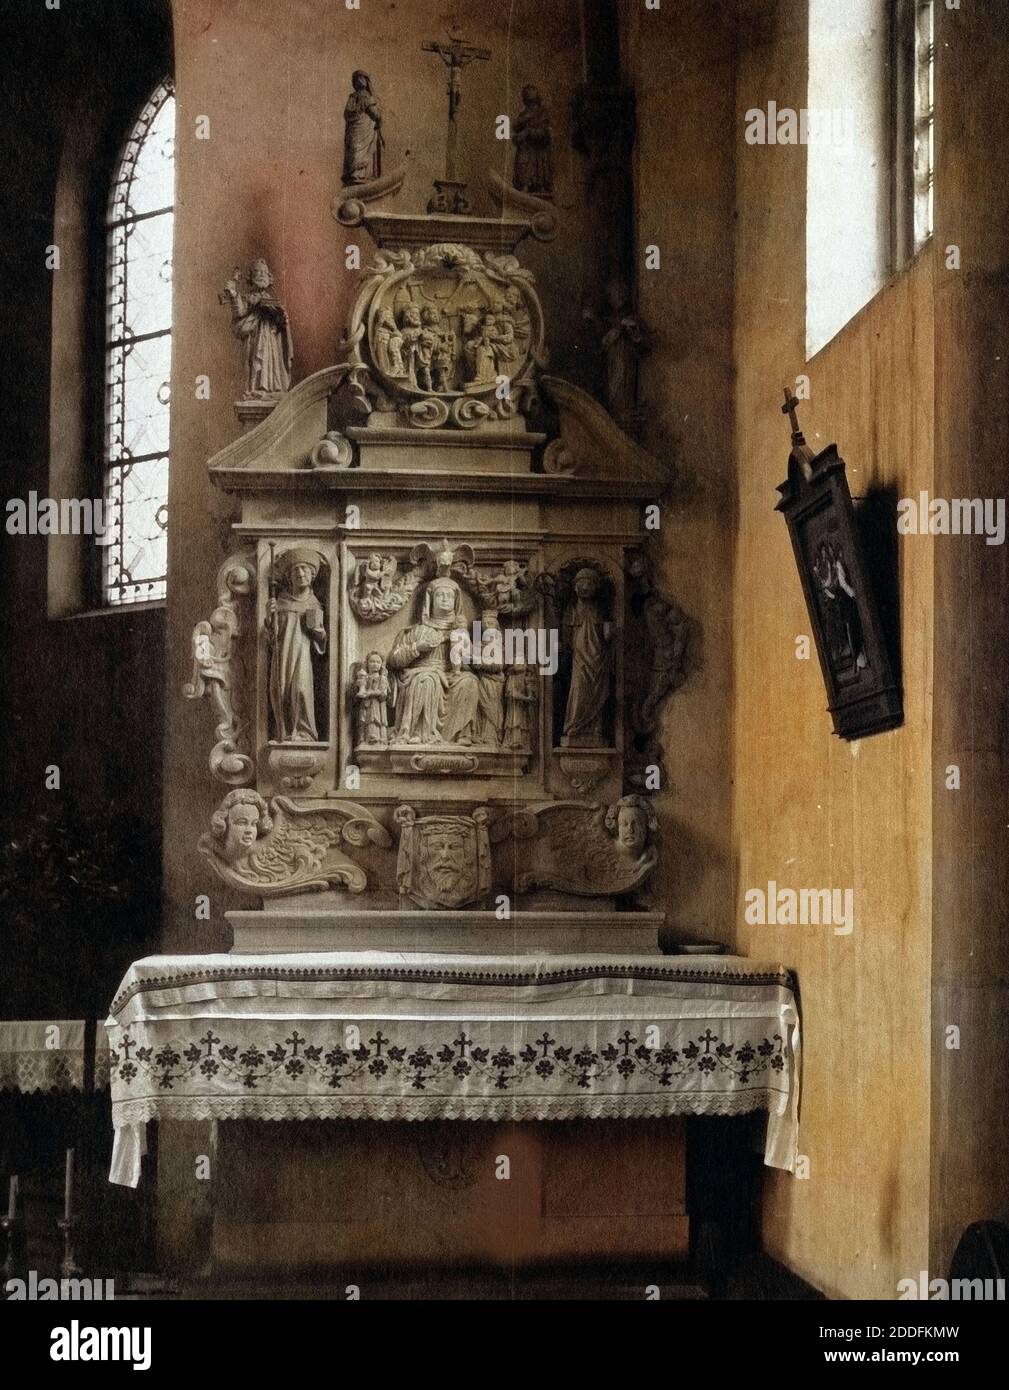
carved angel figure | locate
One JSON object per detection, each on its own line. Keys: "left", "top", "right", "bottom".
{"left": 200, "top": 795, "right": 393, "bottom": 897}
{"left": 604, "top": 794, "right": 658, "bottom": 861}
{"left": 210, "top": 789, "right": 273, "bottom": 865}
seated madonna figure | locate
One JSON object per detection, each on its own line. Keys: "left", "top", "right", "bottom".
{"left": 386, "top": 576, "right": 480, "bottom": 745}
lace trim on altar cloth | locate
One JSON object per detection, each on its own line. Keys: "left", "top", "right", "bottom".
{"left": 0, "top": 1023, "right": 112, "bottom": 1094}
{"left": 108, "top": 1089, "right": 797, "bottom": 1188}
{"left": 112, "top": 1088, "right": 783, "bottom": 1126}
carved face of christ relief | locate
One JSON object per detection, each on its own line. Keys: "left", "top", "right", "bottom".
{"left": 413, "top": 821, "right": 476, "bottom": 904}
{"left": 426, "top": 830, "right": 467, "bottom": 892}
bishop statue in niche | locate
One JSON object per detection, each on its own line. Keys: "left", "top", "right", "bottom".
{"left": 266, "top": 548, "right": 327, "bottom": 743}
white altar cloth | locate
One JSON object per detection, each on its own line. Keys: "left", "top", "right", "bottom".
{"left": 105, "top": 952, "right": 801, "bottom": 1187}
{"left": 0, "top": 1020, "right": 110, "bottom": 1093}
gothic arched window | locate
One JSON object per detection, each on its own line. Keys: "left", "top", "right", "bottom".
{"left": 102, "top": 78, "right": 175, "bottom": 606}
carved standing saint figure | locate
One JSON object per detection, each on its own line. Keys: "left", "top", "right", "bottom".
{"left": 504, "top": 655, "right": 537, "bottom": 750}
{"left": 375, "top": 310, "right": 406, "bottom": 379}
{"left": 512, "top": 85, "right": 553, "bottom": 196}
{"left": 355, "top": 651, "right": 391, "bottom": 747}
{"left": 342, "top": 70, "right": 383, "bottom": 185}
{"left": 561, "top": 568, "right": 613, "bottom": 747}
{"left": 463, "top": 312, "right": 499, "bottom": 389}
{"left": 600, "top": 278, "right": 651, "bottom": 423}
{"left": 222, "top": 259, "right": 293, "bottom": 397}
{"left": 267, "top": 548, "right": 327, "bottom": 743}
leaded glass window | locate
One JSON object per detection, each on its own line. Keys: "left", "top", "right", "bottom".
{"left": 103, "top": 79, "right": 175, "bottom": 606}
{"left": 913, "top": 0, "right": 935, "bottom": 250}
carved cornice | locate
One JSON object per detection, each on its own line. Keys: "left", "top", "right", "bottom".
{"left": 208, "top": 365, "right": 353, "bottom": 475}
{"left": 486, "top": 170, "right": 557, "bottom": 242}
{"left": 540, "top": 375, "right": 670, "bottom": 490}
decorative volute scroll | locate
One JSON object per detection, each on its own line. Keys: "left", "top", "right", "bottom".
{"left": 199, "top": 793, "right": 392, "bottom": 898}
{"left": 332, "top": 168, "right": 407, "bottom": 228}
{"left": 492, "top": 797, "right": 658, "bottom": 897}
{"left": 183, "top": 553, "right": 257, "bottom": 786}
{"left": 207, "top": 363, "right": 357, "bottom": 478}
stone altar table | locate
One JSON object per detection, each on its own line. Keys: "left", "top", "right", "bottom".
{"left": 106, "top": 952, "right": 800, "bottom": 1189}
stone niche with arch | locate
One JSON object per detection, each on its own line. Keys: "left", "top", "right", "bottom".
{"left": 184, "top": 210, "right": 694, "bottom": 955}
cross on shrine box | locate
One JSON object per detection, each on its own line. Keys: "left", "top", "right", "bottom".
{"left": 781, "top": 385, "right": 805, "bottom": 445}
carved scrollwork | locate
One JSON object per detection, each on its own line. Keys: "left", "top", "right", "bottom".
{"left": 486, "top": 169, "right": 558, "bottom": 242}
{"left": 451, "top": 396, "right": 493, "bottom": 429}
{"left": 183, "top": 553, "right": 257, "bottom": 786}
{"left": 331, "top": 165, "right": 407, "bottom": 227}
{"left": 541, "top": 438, "right": 577, "bottom": 476}
{"left": 494, "top": 798, "right": 657, "bottom": 897}
{"left": 309, "top": 430, "right": 354, "bottom": 469}
{"left": 407, "top": 397, "right": 450, "bottom": 429}
{"left": 198, "top": 792, "right": 392, "bottom": 898}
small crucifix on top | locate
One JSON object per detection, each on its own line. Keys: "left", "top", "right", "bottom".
{"left": 422, "top": 23, "right": 491, "bottom": 214}
{"left": 781, "top": 385, "right": 807, "bottom": 446}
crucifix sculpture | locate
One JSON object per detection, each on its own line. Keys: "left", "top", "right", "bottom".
{"left": 422, "top": 24, "right": 491, "bottom": 214}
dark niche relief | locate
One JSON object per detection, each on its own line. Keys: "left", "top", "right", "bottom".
{"left": 265, "top": 546, "right": 329, "bottom": 746}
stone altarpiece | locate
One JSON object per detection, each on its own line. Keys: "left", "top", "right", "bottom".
{"left": 187, "top": 206, "right": 689, "bottom": 958}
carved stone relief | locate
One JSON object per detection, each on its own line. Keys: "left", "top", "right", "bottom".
{"left": 338, "top": 244, "right": 545, "bottom": 429}
{"left": 394, "top": 804, "right": 492, "bottom": 909}
{"left": 184, "top": 553, "right": 257, "bottom": 786}
{"left": 199, "top": 793, "right": 392, "bottom": 897}
{"left": 346, "top": 540, "right": 540, "bottom": 775}
{"left": 493, "top": 797, "right": 657, "bottom": 898}
{"left": 349, "top": 553, "right": 420, "bottom": 623}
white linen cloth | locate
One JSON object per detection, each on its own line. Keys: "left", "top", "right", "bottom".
{"left": 105, "top": 951, "right": 801, "bottom": 1187}
{"left": 0, "top": 1019, "right": 111, "bottom": 1093}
